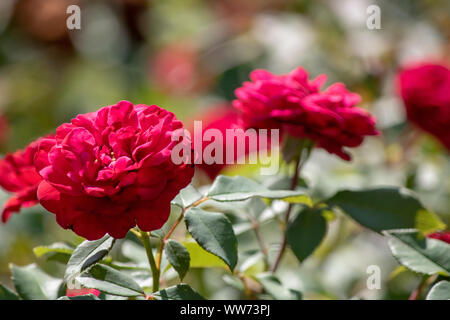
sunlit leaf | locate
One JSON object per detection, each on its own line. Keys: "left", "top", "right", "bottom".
{"left": 384, "top": 229, "right": 450, "bottom": 276}
{"left": 207, "top": 175, "right": 310, "bottom": 204}
{"left": 65, "top": 235, "right": 115, "bottom": 283}
{"left": 77, "top": 264, "right": 144, "bottom": 297}
{"left": 185, "top": 207, "right": 238, "bottom": 270}
{"left": 182, "top": 241, "right": 228, "bottom": 269}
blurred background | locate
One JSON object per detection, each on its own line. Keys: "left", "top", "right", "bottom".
{"left": 0, "top": 0, "right": 449, "bottom": 299}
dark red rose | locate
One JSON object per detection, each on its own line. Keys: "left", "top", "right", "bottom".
{"left": 397, "top": 62, "right": 450, "bottom": 150}
{"left": 233, "top": 67, "right": 378, "bottom": 160}
{"left": 428, "top": 231, "right": 450, "bottom": 244}
{"left": 36, "top": 101, "right": 194, "bottom": 240}
{"left": 0, "top": 138, "right": 44, "bottom": 222}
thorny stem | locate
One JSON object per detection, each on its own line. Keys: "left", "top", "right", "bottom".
{"left": 139, "top": 229, "right": 160, "bottom": 292}
{"left": 248, "top": 215, "right": 269, "bottom": 270}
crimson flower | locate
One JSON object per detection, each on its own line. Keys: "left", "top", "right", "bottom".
{"left": 0, "top": 138, "right": 44, "bottom": 222}
{"left": 397, "top": 62, "right": 450, "bottom": 150}
{"left": 233, "top": 67, "right": 378, "bottom": 160}
{"left": 36, "top": 101, "right": 194, "bottom": 240}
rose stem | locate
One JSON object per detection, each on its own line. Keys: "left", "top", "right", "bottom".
{"left": 408, "top": 275, "right": 436, "bottom": 300}
{"left": 271, "top": 152, "right": 303, "bottom": 272}
{"left": 139, "top": 229, "right": 160, "bottom": 292}
{"left": 155, "top": 197, "right": 208, "bottom": 270}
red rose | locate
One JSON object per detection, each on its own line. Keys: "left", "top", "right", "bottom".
{"left": 36, "top": 101, "right": 194, "bottom": 240}
{"left": 233, "top": 67, "right": 378, "bottom": 160}
{"left": 427, "top": 231, "right": 450, "bottom": 244}
{"left": 0, "top": 139, "right": 43, "bottom": 222}
{"left": 397, "top": 63, "right": 450, "bottom": 150}
{"left": 189, "top": 104, "right": 272, "bottom": 179}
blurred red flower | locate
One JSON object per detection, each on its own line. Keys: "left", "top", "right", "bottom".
{"left": 397, "top": 63, "right": 450, "bottom": 150}
{"left": 0, "top": 138, "right": 44, "bottom": 222}
{"left": 188, "top": 104, "right": 272, "bottom": 179}
{"left": 428, "top": 231, "right": 450, "bottom": 244}
{"left": 0, "top": 115, "right": 9, "bottom": 146}
{"left": 36, "top": 101, "right": 194, "bottom": 240}
{"left": 233, "top": 67, "right": 378, "bottom": 160}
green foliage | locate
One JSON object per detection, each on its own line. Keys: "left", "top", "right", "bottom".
{"left": 254, "top": 273, "right": 302, "bottom": 300}
{"left": 77, "top": 264, "right": 144, "bottom": 297}
{"left": 384, "top": 230, "right": 450, "bottom": 276}
{"left": 327, "top": 187, "right": 446, "bottom": 233}
{"left": 426, "top": 281, "right": 450, "bottom": 300}
{"left": 64, "top": 235, "right": 115, "bottom": 283}
{"left": 287, "top": 207, "right": 327, "bottom": 263}
{"left": 185, "top": 207, "right": 238, "bottom": 271}
{"left": 165, "top": 239, "right": 190, "bottom": 280}
{"left": 33, "top": 243, "right": 74, "bottom": 264}
{"left": 0, "top": 284, "right": 19, "bottom": 300}
{"left": 152, "top": 284, "right": 205, "bottom": 300}
{"left": 172, "top": 185, "right": 203, "bottom": 208}
{"left": 207, "top": 175, "right": 311, "bottom": 204}
{"left": 10, "top": 264, "right": 48, "bottom": 300}
{"left": 182, "top": 241, "right": 228, "bottom": 269}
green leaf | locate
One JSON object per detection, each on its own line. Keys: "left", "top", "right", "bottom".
{"left": 287, "top": 207, "right": 327, "bottom": 263}
{"left": 0, "top": 284, "right": 19, "bottom": 300}
{"left": 182, "top": 241, "right": 228, "bottom": 269}
{"left": 185, "top": 207, "right": 238, "bottom": 270}
{"left": 254, "top": 273, "right": 301, "bottom": 300}
{"left": 384, "top": 229, "right": 450, "bottom": 276}
{"left": 10, "top": 264, "right": 48, "bottom": 300}
{"left": 171, "top": 185, "right": 203, "bottom": 208}
{"left": 207, "top": 175, "right": 310, "bottom": 204}
{"left": 33, "top": 243, "right": 74, "bottom": 264}
{"left": 152, "top": 284, "right": 204, "bottom": 300}
{"left": 426, "top": 281, "right": 450, "bottom": 300}
{"left": 327, "top": 187, "right": 446, "bottom": 233}
{"left": 65, "top": 235, "right": 115, "bottom": 283}
{"left": 165, "top": 239, "right": 190, "bottom": 280}
{"left": 77, "top": 264, "right": 144, "bottom": 297}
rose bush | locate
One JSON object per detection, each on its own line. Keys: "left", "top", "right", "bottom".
{"left": 0, "top": 68, "right": 448, "bottom": 302}
{"left": 233, "top": 67, "right": 378, "bottom": 160}
{"left": 35, "top": 101, "right": 194, "bottom": 240}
